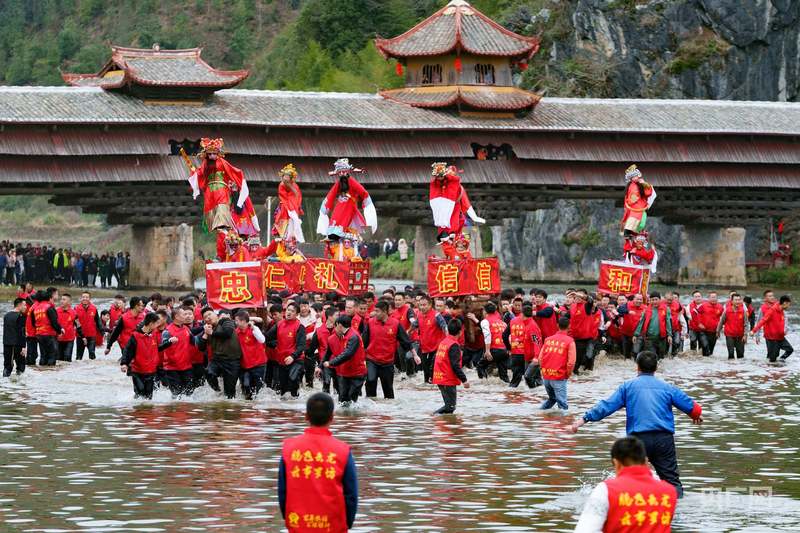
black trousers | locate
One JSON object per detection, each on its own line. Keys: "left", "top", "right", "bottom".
{"left": 278, "top": 361, "right": 304, "bottom": 397}
{"left": 163, "top": 368, "right": 194, "bottom": 396}
{"left": 322, "top": 365, "right": 338, "bottom": 395}
{"left": 130, "top": 372, "right": 156, "bottom": 399}
{"left": 523, "top": 362, "right": 542, "bottom": 389}
{"left": 643, "top": 337, "right": 668, "bottom": 359}
{"left": 766, "top": 339, "right": 794, "bottom": 362}
{"left": 37, "top": 335, "right": 58, "bottom": 366}
{"left": 25, "top": 337, "right": 38, "bottom": 365}
{"left": 366, "top": 360, "right": 395, "bottom": 399}
{"left": 303, "top": 354, "right": 317, "bottom": 387}
{"left": 191, "top": 364, "right": 206, "bottom": 389}
{"left": 509, "top": 354, "right": 526, "bottom": 387}
{"left": 75, "top": 337, "right": 96, "bottom": 360}
{"left": 436, "top": 385, "right": 457, "bottom": 413}
{"left": 621, "top": 336, "right": 635, "bottom": 359}
{"left": 57, "top": 340, "right": 74, "bottom": 362}
{"left": 240, "top": 364, "right": 267, "bottom": 399}
{"left": 337, "top": 375, "right": 366, "bottom": 403}
{"left": 574, "top": 339, "right": 596, "bottom": 372}
{"left": 699, "top": 332, "right": 717, "bottom": 357}
{"left": 631, "top": 430, "right": 683, "bottom": 498}
{"left": 206, "top": 358, "right": 241, "bottom": 399}
{"left": 462, "top": 348, "right": 483, "bottom": 370}
{"left": 725, "top": 336, "right": 745, "bottom": 359}
{"left": 478, "top": 349, "right": 509, "bottom": 381}
{"left": 421, "top": 351, "right": 436, "bottom": 384}
{"left": 3, "top": 345, "right": 25, "bottom": 376}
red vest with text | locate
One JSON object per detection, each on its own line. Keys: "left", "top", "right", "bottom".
{"left": 282, "top": 426, "right": 350, "bottom": 533}
{"left": 641, "top": 304, "right": 669, "bottom": 340}
{"left": 486, "top": 312, "right": 507, "bottom": 350}
{"left": 668, "top": 300, "right": 682, "bottom": 333}
{"left": 109, "top": 306, "right": 124, "bottom": 330}
{"left": 327, "top": 328, "right": 366, "bottom": 378}
{"left": 277, "top": 319, "right": 303, "bottom": 363}
{"left": 365, "top": 317, "right": 400, "bottom": 365}
{"left": 534, "top": 303, "right": 559, "bottom": 340}
{"left": 509, "top": 316, "right": 530, "bottom": 356}
{"left": 699, "top": 302, "right": 724, "bottom": 332}
{"left": 524, "top": 318, "right": 543, "bottom": 362}
{"left": 392, "top": 304, "right": 412, "bottom": 331}
{"left": 162, "top": 323, "right": 193, "bottom": 371}
{"left": 570, "top": 302, "right": 599, "bottom": 340}
{"left": 758, "top": 303, "right": 786, "bottom": 341}
{"left": 130, "top": 331, "right": 159, "bottom": 374}
{"left": 723, "top": 303, "right": 746, "bottom": 338}
{"left": 118, "top": 310, "right": 142, "bottom": 350}
{"left": 604, "top": 464, "right": 676, "bottom": 533}
{"left": 539, "top": 332, "right": 573, "bottom": 381}
{"left": 32, "top": 301, "right": 56, "bottom": 336}
{"left": 417, "top": 309, "right": 445, "bottom": 353}
{"left": 57, "top": 307, "right": 77, "bottom": 341}
{"left": 620, "top": 304, "right": 645, "bottom": 337}
{"left": 74, "top": 303, "right": 99, "bottom": 337}
{"left": 238, "top": 326, "right": 267, "bottom": 369}
{"left": 432, "top": 336, "right": 461, "bottom": 386}
{"left": 688, "top": 301, "right": 703, "bottom": 331}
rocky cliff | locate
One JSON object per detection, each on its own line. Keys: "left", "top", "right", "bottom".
{"left": 492, "top": 0, "right": 797, "bottom": 283}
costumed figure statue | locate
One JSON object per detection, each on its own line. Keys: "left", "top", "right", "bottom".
{"left": 219, "top": 233, "right": 248, "bottom": 263}
{"left": 317, "top": 158, "right": 377, "bottom": 260}
{"left": 185, "top": 138, "right": 260, "bottom": 259}
{"left": 442, "top": 232, "right": 473, "bottom": 261}
{"left": 620, "top": 164, "right": 656, "bottom": 241}
{"left": 429, "top": 162, "right": 485, "bottom": 244}
{"left": 275, "top": 236, "right": 306, "bottom": 263}
{"left": 273, "top": 164, "right": 305, "bottom": 243}
{"left": 623, "top": 232, "right": 658, "bottom": 273}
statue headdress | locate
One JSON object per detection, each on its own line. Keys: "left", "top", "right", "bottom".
{"left": 200, "top": 137, "right": 224, "bottom": 154}
{"left": 329, "top": 158, "right": 364, "bottom": 176}
{"left": 624, "top": 164, "right": 642, "bottom": 183}
{"left": 431, "top": 162, "right": 448, "bottom": 177}
{"left": 279, "top": 164, "right": 298, "bottom": 180}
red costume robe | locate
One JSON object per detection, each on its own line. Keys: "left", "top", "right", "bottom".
{"left": 621, "top": 179, "right": 655, "bottom": 234}
{"left": 317, "top": 176, "right": 375, "bottom": 240}
{"left": 190, "top": 157, "right": 260, "bottom": 236}
{"left": 274, "top": 181, "right": 304, "bottom": 242}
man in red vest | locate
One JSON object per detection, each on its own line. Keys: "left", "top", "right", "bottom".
{"left": 265, "top": 302, "right": 307, "bottom": 398}
{"left": 157, "top": 307, "right": 196, "bottom": 397}
{"left": 538, "top": 316, "right": 576, "bottom": 410}
{"left": 618, "top": 293, "right": 645, "bottom": 360}
{"left": 30, "top": 288, "right": 63, "bottom": 366}
{"left": 633, "top": 292, "right": 672, "bottom": 360}
{"left": 363, "top": 300, "right": 418, "bottom": 400}
{"left": 324, "top": 315, "right": 367, "bottom": 404}
{"left": 478, "top": 301, "right": 510, "bottom": 382}
{"left": 686, "top": 290, "right": 704, "bottom": 353}
{"left": 74, "top": 291, "right": 102, "bottom": 361}
{"left": 532, "top": 289, "right": 559, "bottom": 340}
{"left": 574, "top": 436, "right": 676, "bottom": 532}
{"left": 56, "top": 293, "right": 77, "bottom": 362}
{"left": 235, "top": 310, "right": 267, "bottom": 400}
{"left": 716, "top": 292, "right": 748, "bottom": 360}
{"left": 311, "top": 307, "right": 338, "bottom": 395}
{"left": 752, "top": 294, "right": 793, "bottom": 362}
{"left": 105, "top": 296, "right": 145, "bottom": 356}
{"left": 416, "top": 294, "right": 447, "bottom": 383}
{"left": 696, "top": 291, "right": 723, "bottom": 357}
{"left": 119, "top": 312, "right": 161, "bottom": 400}
{"left": 279, "top": 392, "right": 358, "bottom": 532}
{"left": 664, "top": 291, "right": 686, "bottom": 356}
{"left": 391, "top": 292, "right": 418, "bottom": 377}
{"left": 509, "top": 304, "right": 542, "bottom": 388}
{"left": 432, "top": 318, "right": 470, "bottom": 414}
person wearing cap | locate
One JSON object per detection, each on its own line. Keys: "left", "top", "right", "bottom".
{"left": 574, "top": 436, "right": 676, "bottom": 532}
{"left": 278, "top": 392, "right": 358, "bottom": 532}
{"left": 571, "top": 351, "right": 703, "bottom": 498}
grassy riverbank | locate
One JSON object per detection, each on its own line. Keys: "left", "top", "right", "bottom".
{"left": 371, "top": 254, "right": 414, "bottom": 280}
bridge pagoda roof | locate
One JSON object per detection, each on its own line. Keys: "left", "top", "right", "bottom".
{"left": 375, "top": 0, "right": 539, "bottom": 59}
{"left": 61, "top": 46, "right": 248, "bottom": 97}
{"left": 0, "top": 87, "right": 799, "bottom": 137}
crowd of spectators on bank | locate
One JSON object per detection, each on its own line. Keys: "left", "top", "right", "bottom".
{"left": 0, "top": 241, "right": 130, "bottom": 288}
{"left": 358, "top": 238, "right": 410, "bottom": 261}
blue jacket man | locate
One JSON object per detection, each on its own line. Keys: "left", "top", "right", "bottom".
{"left": 570, "top": 350, "right": 703, "bottom": 497}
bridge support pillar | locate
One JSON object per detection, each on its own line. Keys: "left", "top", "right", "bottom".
{"left": 413, "top": 226, "right": 441, "bottom": 285}
{"left": 678, "top": 226, "right": 746, "bottom": 288}
{"left": 466, "top": 226, "right": 483, "bottom": 258}
{"left": 129, "top": 224, "right": 194, "bottom": 290}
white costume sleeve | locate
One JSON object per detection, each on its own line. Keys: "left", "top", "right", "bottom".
{"left": 467, "top": 205, "right": 486, "bottom": 225}
{"left": 251, "top": 325, "right": 265, "bottom": 344}
{"left": 236, "top": 179, "right": 249, "bottom": 208}
{"left": 317, "top": 204, "right": 330, "bottom": 236}
{"left": 363, "top": 196, "right": 378, "bottom": 234}
{"left": 188, "top": 171, "right": 200, "bottom": 200}
{"left": 574, "top": 482, "right": 608, "bottom": 533}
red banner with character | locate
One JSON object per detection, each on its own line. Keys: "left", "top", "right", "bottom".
{"left": 597, "top": 260, "right": 650, "bottom": 297}
{"left": 207, "top": 261, "right": 265, "bottom": 310}
{"left": 427, "top": 257, "right": 501, "bottom": 297}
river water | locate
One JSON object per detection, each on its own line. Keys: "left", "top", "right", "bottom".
{"left": 1, "top": 290, "right": 799, "bottom": 532}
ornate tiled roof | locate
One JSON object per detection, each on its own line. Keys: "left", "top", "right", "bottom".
{"left": 375, "top": 0, "right": 539, "bottom": 59}
{"left": 380, "top": 85, "right": 539, "bottom": 111}
{"left": 62, "top": 46, "right": 249, "bottom": 89}
{"left": 1, "top": 87, "right": 800, "bottom": 137}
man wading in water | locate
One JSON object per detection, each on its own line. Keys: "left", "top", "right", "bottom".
{"left": 570, "top": 351, "right": 703, "bottom": 498}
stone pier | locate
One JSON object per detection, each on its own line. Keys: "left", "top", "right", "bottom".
{"left": 413, "top": 226, "right": 441, "bottom": 285}
{"left": 129, "top": 224, "right": 194, "bottom": 290}
{"left": 679, "top": 226, "right": 746, "bottom": 287}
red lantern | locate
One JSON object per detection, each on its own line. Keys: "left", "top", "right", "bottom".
{"left": 395, "top": 62, "right": 403, "bottom": 76}
{"left": 519, "top": 61, "right": 529, "bottom": 71}
{"left": 454, "top": 57, "right": 462, "bottom": 73}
